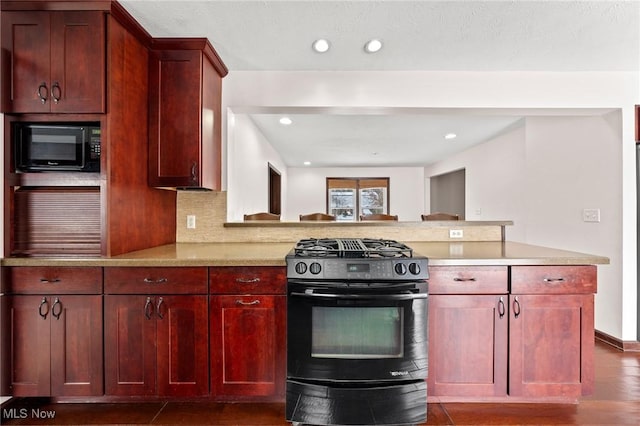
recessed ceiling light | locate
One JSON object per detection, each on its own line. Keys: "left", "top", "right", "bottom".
{"left": 364, "top": 39, "right": 383, "bottom": 53}
{"left": 303, "top": 161, "right": 311, "bottom": 166}
{"left": 279, "top": 117, "right": 292, "bottom": 125}
{"left": 312, "top": 39, "right": 330, "bottom": 53}
{"left": 444, "top": 133, "right": 457, "bottom": 140}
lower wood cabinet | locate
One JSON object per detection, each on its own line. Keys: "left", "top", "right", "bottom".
{"left": 209, "top": 267, "right": 286, "bottom": 400}
{"left": 2, "top": 267, "right": 103, "bottom": 397}
{"left": 103, "top": 267, "right": 209, "bottom": 397}
{"left": 104, "top": 295, "right": 208, "bottom": 397}
{"left": 428, "top": 294, "right": 508, "bottom": 397}
{"left": 7, "top": 295, "right": 103, "bottom": 397}
{"left": 428, "top": 265, "right": 596, "bottom": 401}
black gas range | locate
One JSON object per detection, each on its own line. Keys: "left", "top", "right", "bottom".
{"left": 286, "top": 238, "right": 429, "bottom": 426}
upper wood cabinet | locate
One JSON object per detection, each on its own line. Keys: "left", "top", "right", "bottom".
{"left": 0, "top": 11, "right": 105, "bottom": 113}
{"left": 148, "top": 39, "right": 227, "bottom": 189}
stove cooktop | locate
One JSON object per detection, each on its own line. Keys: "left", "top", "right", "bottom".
{"left": 287, "top": 238, "right": 428, "bottom": 281}
{"left": 292, "top": 238, "right": 414, "bottom": 259}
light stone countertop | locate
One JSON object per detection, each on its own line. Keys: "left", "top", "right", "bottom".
{"left": 0, "top": 241, "right": 609, "bottom": 267}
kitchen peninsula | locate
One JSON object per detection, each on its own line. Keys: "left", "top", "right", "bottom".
{"left": 1, "top": 234, "right": 608, "bottom": 403}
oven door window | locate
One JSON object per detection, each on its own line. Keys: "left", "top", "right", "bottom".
{"left": 312, "top": 306, "right": 404, "bottom": 359}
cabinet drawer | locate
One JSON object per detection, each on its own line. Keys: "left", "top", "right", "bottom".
{"left": 511, "top": 266, "right": 597, "bottom": 294}
{"left": 7, "top": 267, "right": 102, "bottom": 294}
{"left": 209, "top": 266, "right": 286, "bottom": 294}
{"left": 428, "top": 266, "right": 508, "bottom": 294}
{"left": 104, "top": 267, "right": 208, "bottom": 294}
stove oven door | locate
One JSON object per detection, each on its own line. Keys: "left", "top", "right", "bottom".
{"left": 287, "top": 283, "right": 428, "bottom": 383}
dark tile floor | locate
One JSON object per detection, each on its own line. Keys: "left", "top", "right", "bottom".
{"left": 1, "top": 340, "right": 638, "bottom": 425}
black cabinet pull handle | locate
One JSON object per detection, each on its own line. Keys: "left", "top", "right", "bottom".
{"left": 498, "top": 296, "right": 505, "bottom": 318}
{"left": 235, "top": 277, "right": 260, "bottom": 283}
{"left": 236, "top": 299, "right": 260, "bottom": 306}
{"left": 37, "top": 82, "right": 48, "bottom": 104}
{"left": 51, "top": 297, "right": 62, "bottom": 320}
{"left": 40, "top": 278, "right": 61, "bottom": 284}
{"left": 38, "top": 297, "right": 49, "bottom": 319}
{"left": 543, "top": 277, "right": 565, "bottom": 283}
{"left": 453, "top": 277, "right": 476, "bottom": 282}
{"left": 144, "top": 297, "right": 154, "bottom": 320}
{"left": 51, "top": 81, "right": 61, "bottom": 104}
{"left": 143, "top": 277, "right": 168, "bottom": 284}
{"left": 156, "top": 297, "right": 165, "bottom": 319}
{"left": 513, "top": 296, "right": 521, "bottom": 319}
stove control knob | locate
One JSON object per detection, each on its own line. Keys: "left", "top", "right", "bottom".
{"left": 309, "top": 262, "right": 322, "bottom": 275}
{"left": 295, "top": 262, "right": 308, "bottom": 275}
{"left": 394, "top": 263, "right": 407, "bottom": 275}
{"left": 409, "top": 262, "right": 421, "bottom": 275}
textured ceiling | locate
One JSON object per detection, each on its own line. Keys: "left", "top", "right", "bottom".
{"left": 120, "top": 0, "right": 639, "bottom": 72}
{"left": 119, "top": 1, "right": 639, "bottom": 167}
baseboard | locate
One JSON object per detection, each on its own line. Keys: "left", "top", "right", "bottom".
{"left": 595, "top": 329, "right": 640, "bottom": 351}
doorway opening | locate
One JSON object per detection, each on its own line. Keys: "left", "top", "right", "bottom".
{"left": 269, "top": 163, "right": 281, "bottom": 216}
{"left": 430, "top": 169, "right": 465, "bottom": 219}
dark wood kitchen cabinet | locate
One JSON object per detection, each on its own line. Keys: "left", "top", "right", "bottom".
{"left": 509, "top": 266, "right": 596, "bottom": 398}
{"left": 0, "top": 11, "right": 105, "bottom": 113}
{"left": 427, "top": 266, "right": 509, "bottom": 398}
{"left": 209, "top": 267, "right": 286, "bottom": 400}
{"left": 2, "top": 267, "right": 103, "bottom": 397}
{"left": 2, "top": 2, "right": 178, "bottom": 258}
{"left": 427, "top": 265, "right": 596, "bottom": 402}
{"left": 148, "top": 39, "right": 228, "bottom": 189}
{"left": 104, "top": 267, "right": 209, "bottom": 397}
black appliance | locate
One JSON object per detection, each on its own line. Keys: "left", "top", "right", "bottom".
{"left": 286, "top": 238, "right": 429, "bottom": 426}
{"left": 14, "top": 122, "right": 101, "bottom": 172}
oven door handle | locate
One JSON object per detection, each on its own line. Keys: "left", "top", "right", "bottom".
{"left": 290, "top": 291, "right": 428, "bottom": 300}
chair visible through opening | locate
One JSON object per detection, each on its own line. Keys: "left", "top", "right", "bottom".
{"left": 360, "top": 213, "right": 398, "bottom": 221}
{"left": 299, "top": 213, "right": 336, "bottom": 221}
{"left": 243, "top": 212, "right": 280, "bottom": 221}
{"left": 421, "top": 212, "right": 459, "bottom": 221}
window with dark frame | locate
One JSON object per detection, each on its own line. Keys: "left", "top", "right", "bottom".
{"left": 326, "top": 178, "right": 390, "bottom": 221}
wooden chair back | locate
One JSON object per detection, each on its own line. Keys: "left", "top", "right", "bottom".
{"left": 243, "top": 212, "right": 280, "bottom": 221}
{"left": 421, "top": 212, "right": 459, "bottom": 221}
{"left": 360, "top": 213, "right": 398, "bottom": 221}
{"left": 299, "top": 213, "right": 336, "bottom": 221}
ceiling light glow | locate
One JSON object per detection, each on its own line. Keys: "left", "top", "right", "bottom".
{"left": 279, "top": 117, "right": 292, "bottom": 125}
{"left": 312, "top": 39, "right": 330, "bottom": 53}
{"left": 303, "top": 161, "right": 311, "bottom": 166}
{"left": 444, "top": 133, "right": 457, "bottom": 140}
{"left": 364, "top": 39, "right": 383, "bottom": 53}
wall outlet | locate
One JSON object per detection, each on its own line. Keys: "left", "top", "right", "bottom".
{"left": 187, "top": 215, "right": 196, "bottom": 229}
{"left": 449, "top": 229, "right": 464, "bottom": 239}
{"left": 582, "top": 208, "right": 600, "bottom": 223}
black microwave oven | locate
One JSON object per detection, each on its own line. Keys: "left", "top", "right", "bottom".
{"left": 14, "top": 122, "right": 101, "bottom": 172}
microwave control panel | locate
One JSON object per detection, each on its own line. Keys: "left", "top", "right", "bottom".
{"left": 89, "top": 128, "right": 101, "bottom": 160}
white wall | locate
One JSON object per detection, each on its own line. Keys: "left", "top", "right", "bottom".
{"left": 286, "top": 167, "right": 425, "bottom": 221}
{"left": 425, "top": 123, "right": 527, "bottom": 241}
{"left": 425, "top": 115, "right": 623, "bottom": 338}
{"left": 222, "top": 70, "right": 639, "bottom": 341}
{"left": 226, "top": 112, "right": 288, "bottom": 221}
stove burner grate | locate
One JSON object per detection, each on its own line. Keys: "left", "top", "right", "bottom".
{"left": 293, "top": 238, "right": 413, "bottom": 259}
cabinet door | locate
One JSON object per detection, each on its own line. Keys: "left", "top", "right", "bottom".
{"left": 6, "top": 296, "right": 51, "bottom": 396}
{"left": 148, "top": 49, "right": 203, "bottom": 187}
{"left": 428, "top": 294, "right": 508, "bottom": 397}
{"left": 1, "top": 11, "right": 51, "bottom": 113}
{"left": 49, "top": 11, "right": 105, "bottom": 113}
{"left": 156, "top": 295, "right": 209, "bottom": 396}
{"left": 0, "top": 11, "right": 104, "bottom": 113}
{"left": 104, "top": 295, "right": 157, "bottom": 396}
{"left": 49, "top": 295, "right": 103, "bottom": 396}
{"left": 509, "top": 294, "right": 594, "bottom": 398}
{"left": 211, "top": 295, "right": 286, "bottom": 399}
